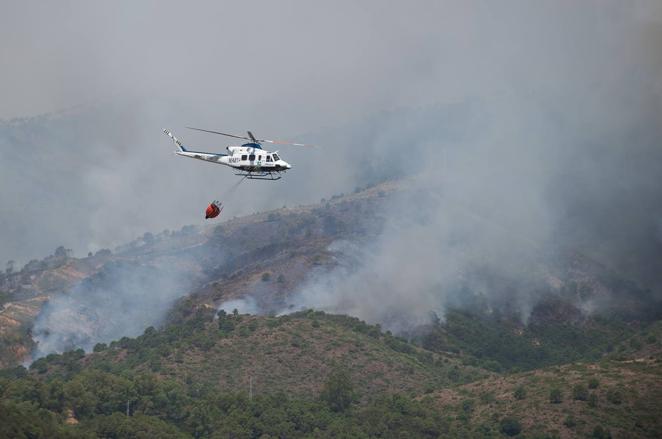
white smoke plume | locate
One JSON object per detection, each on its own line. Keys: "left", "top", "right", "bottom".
{"left": 217, "top": 297, "right": 261, "bottom": 316}
{"left": 31, "top": 262, "right": 193, "bottom": 358}
{"left": 282, "top": 0, "right": 662, "bottom": 328}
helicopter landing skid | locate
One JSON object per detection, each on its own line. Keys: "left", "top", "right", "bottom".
{"left": 235, "top": 172, "right": 282, "bottom": 181}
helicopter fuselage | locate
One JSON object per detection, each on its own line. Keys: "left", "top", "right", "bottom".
{"left": 176, "top": 142, "right": 291, "bottom": 174}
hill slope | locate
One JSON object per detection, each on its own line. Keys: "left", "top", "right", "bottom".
{"left": 428, "top": 357, "right": 662, "bottom": 438}
{"left": 0, "top": 181, "right": 399, "bottom": 367}
{"left": 1, "top": 310, "right": 486, "bottom": 438}
{"left": 2, "top": 310, "right": 661, "bottom": 438}
{"left": 34, "top": 310, "right": 486, "bottom": 400}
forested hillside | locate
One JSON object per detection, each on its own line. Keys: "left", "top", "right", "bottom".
{"left": 1, "top": 310, "right": 661, "bottom": 438}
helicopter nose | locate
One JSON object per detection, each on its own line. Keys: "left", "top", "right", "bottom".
{"left": 284, "top": 162, "right": 292, "bottom": 169}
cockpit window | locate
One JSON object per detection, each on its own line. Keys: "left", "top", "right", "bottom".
{"left": 273, "top": 153, "right": 280, "bottom": 161}
{"left": 266, "top": 155, "right": 273, "bottom": 162}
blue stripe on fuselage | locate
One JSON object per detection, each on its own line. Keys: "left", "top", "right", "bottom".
{"left": 241, "top": 142, "right": 262, "bottom": 149}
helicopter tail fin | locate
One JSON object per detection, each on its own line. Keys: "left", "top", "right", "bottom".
{"left": 163, "top": 129, "right": 187, "bottom": 152}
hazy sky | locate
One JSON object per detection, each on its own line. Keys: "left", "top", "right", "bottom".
{"left": 4, "top": 1, "right": 658, "bottom": 122}
{"left": 1, "top": 0, "right": 483, "bottom": 124}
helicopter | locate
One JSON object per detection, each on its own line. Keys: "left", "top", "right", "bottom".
{"left": 163, "top": 127, "right": 313, "bottom": 180}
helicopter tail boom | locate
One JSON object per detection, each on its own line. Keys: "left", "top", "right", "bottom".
{"left": 164, "top": 129, "right": 227, "bottom": 164}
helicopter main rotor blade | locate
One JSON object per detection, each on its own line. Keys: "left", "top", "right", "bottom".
{"left": 258, "top": 138, "right": 316, "bottom": 147}
{"left": 187, "top": 126, "right": 316, "bottom": 147}
{"left": 186, "top": 127, "right": 252, "bottom": 141}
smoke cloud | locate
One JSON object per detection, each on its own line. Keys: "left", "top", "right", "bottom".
{"left": 218, "top": 297, "right": 261, "bottom": 316}
{"left": 281, "top": 1, "right": 662, "bottom": 327}
{"left": 2, "top": 1, "right": 662, "bottom": 337}
{"left": 31, "top": 261, "right": 193, "bottom": 358}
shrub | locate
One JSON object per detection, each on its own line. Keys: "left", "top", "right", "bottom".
{"left": 321, "top": 368, "right": 354, "bottom": 412}
{"left": 563, "top": 415, "right": 576, "bottom": 428}
{"left": 588, "top": 378, "right": 599, "bottom": 389}
{"left": 261, "top": 272, "right": 271, "bottom": 282}
{"left": 588, "top": 393, "right": 598, "bottom": 408}
{"left": 248, "top": 320, "right": 259, "bottom": 332}
{"left": 30, "top": 358, "right": 48, "bottom": 374}
{"left": 513, "top": 385, "right": 527, "bottom": 400}
{"left": 592, "top": 425, "right": 612, "bottom": 439}
{"left": 197, "top": 337, "right": 215, "bottom": 351}
{"left": 217, "top": 310, "right": 235, "bottom": 333}
{"left": 149, "top": 357, "right": 161, "bottom": 372}
{"left": 461, "top": 399, "right": 474, "bottom": 414}
{"left": 573, "top": 384, "right": 589, "bottom": 401}
{"left": 549, "top": 387, "right": 563, "bottom": 404}
{"left": 480, "top": 391, "right": 495, "bottom": 404}
{"left": 499, "top": 417, "right": 522, "bottom": 436}
{"left": 606, "top": 389, "right": 622, "bottom": 405}
{"left": 447, "top": 368, "right": 460, "bottom": 382}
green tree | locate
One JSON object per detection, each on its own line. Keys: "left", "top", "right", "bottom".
{"left": 217, "top": 310, "right": 235, "bottom": 333}
{"left": 563, "top": 415, "right": 576, "bottom": 428}
{"left": 513, "top": 385, "right": 527, "bottom": 400}
{"left": 321, "top": 367, "right": 354, "bottom": 412}
{"left": 142, "top": 232, "right": 155, "bottom": 245}
{"left": 606, "top": 389, "right": 622, "bottom": 405}
{"left": 592, "top": 425, "right": 612, "bottom": 439}
{"left": 461, "top": 399, "right": 475, "bottom": 415}
{"left": 54, "top": 246, "right": 71, "bottom": 258}
{"left": 573, "top": 384, "right": 589, "bottom": 401}
{"left": 90, "top": 413, "right": 188, "bottom": 439}
{"left": 0, "top": 400, "right": 63, "bottom": 439}
{"left": 549, "top": 387, "right": 563, "bottom": 404}
{"left": 500, "top": 416, "right": 522, "bottom": 436}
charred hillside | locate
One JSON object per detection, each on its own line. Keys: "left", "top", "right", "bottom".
{"left": 1, "top": 179, "right": 661, "bottom": 371}
{"left": 0, "top": 181, "right": 398, "bottom": 367}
